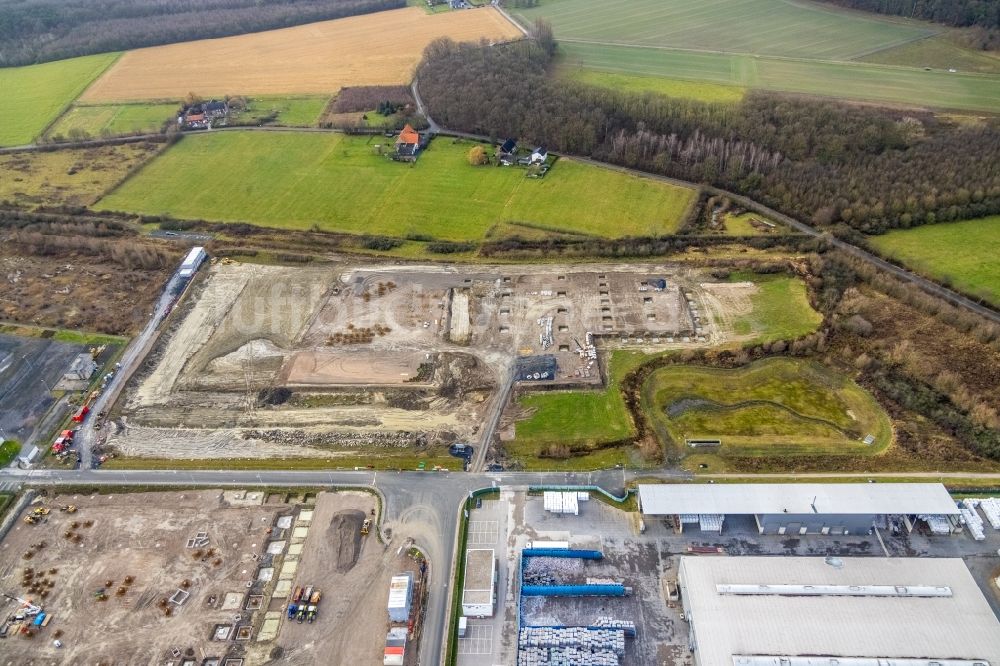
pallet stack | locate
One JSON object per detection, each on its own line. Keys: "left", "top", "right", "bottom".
{"left": 517, "top": 627, "right": 626, "bottom": 665}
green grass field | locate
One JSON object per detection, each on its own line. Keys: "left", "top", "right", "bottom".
{"left": 727, "top": 273, "right": 823, "bottom": 343}
{"left": 861, "top": 35, "right": 1000, "bottom": 74}
{"left": 240, "top": 96, "right": 329, "bottom": 126}
{"left": 643, "top": 357, "right": 892, "bottom": 456}
{"left": 560, "top": 67, "right": 745, "bottom": 104}
{"left": 558, "top": 41, "right": 1000, "bottom": 112}
{"left": 869, "top": 216, "right": 1000, "bottom": 306}
{"left": 0, "top": 53, "right": 119, "bottom": 146}
{"left": 722, "top": 211, "right": 784, "bottom": 236}
{"left": 48, "top": 103, "right": 178, "bottom": 139}
{"left": 519, "top": 0, "right": 934, "bottom": 60}
{"left": 96, "top": 131, "right": 696, "bottom": 241}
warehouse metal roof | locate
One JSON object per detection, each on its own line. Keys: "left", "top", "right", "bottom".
{"left": 638, "top": 483, "right": 959, "bottom": 516}
{"left": 680, "top": 557, "right": 1000, "bottom": 665}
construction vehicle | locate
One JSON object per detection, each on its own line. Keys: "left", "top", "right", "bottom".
{"left": 23, "top": 515, "right": 39, "bottom": 525}
{"left": 286, "top": 603, "right": 298, "bottom": 619}
{"left": 32, "top": 507, "right": 50, "bottom": 516}
{"left": 306, "top": 605, "right": 317, "bottom": 623}
{"left": 361, "top": 519, "right": 371, "bottom": 536}
{"left": 3, "top": 593, "right": 43, "bottom": 617}
{"left": 295, "top": 605, "right": 307, "bottom": 623}
{"left": 303, "top": 586, "right": 313, "bottom": 603}
{"left": 309, "top": 589, "right": 321, "bottom": 604}
{"left": 58, "top": 505, "right": 77, "bottom": 513}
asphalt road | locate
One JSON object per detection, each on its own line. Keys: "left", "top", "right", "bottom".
{"left": 76, "top": 269, "right": 186, "bottom": 468}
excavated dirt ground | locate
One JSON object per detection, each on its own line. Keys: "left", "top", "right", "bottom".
{"left": 107, "top": 260, "right": 729, "bottom": 461}
{"left": 0, "top": 490, "right": 286, "bottom": 665}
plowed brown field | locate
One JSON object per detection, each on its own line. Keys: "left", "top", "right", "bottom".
{"left": 80, "top": 7, "right": 521, "bottom": 102}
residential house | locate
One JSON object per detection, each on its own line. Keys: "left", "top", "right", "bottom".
{"left": 394, "top": 123, "right": 422, "bottom": 162}
{"left": 529, "top": 146, "right": 548, "bottom": 165}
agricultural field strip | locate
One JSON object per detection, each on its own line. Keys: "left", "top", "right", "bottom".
{"left": 559, "top": 41, "right": 1000, "bottom": 111}
{"left": 516, "top": 0, "right": 935, "bottom": 61}
{"left": 78, "top": 7, "right": 522, "bottom": 102}
{"left": 0, "top": 52, "right": 120, "bottom": 146}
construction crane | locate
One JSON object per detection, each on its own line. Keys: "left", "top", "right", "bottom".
{"left": 3, "top": 592, "right": 42, "bottom": 616}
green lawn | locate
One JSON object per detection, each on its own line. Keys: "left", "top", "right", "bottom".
{"left": 558, "top": 41, "right": 1000, "bottom": 112}
{"left": 560, "top": 67, "right": 745, "bottom": 104}
{"left": 0, "top": 53, "right": 119, "bottom": 146}
{"left": 643, "top": 357, "right": 893, "bottom": 456}
{"left": 869, "top": 216, "right": 1000, "bottom": 306}
{"left": 518, "top": 0, "right": 934, "bottom": 60}
{"left": 728, "top": 273, "right": 823, "bottom": 343}
{"left": 96, "top": 132, "right": 696, "bottom": 241}
{"left": 48, "top": 103, "right": 178, "bottom": 139}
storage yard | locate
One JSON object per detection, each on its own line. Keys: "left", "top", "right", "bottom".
{"left": 0, "top": 490, "right": 289, "bottom": 664}
{"left": 456, "top": 487, "right": 1000, "bottom": 666}
{"left": 103, "top": 260, "right": 745, "bottom": 464}
{"left": 0, "top": 489, "right": 420, "bottom": 665}
{"left": 265, "top": 492, "right": 426, "bottom": 666}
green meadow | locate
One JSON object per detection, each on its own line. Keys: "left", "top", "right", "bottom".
{"left": 96, "top": 131, "right": 696, "bottom": 241}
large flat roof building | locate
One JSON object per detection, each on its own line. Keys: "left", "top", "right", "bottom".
{"left": 679, "top": 556, "right": 1000, "bottom": 665}
{"left": 639, "top": 483, "right": 960, "bottom": 535}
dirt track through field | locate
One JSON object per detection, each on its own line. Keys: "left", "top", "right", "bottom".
{"left": 80, "top": 7, "right": 522, "bottom": 101}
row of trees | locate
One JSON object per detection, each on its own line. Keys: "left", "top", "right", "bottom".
{"left": 0, "top": 0, "right": 403, "bottom": 66}
{"left": 416, "top": 36, "right": 1000, "bottom": 233}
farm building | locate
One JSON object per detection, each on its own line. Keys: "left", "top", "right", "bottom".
{"left": 461, "top": 548, "right": 496, "bottom": 617}
{"left": 498, "top": 137, "right": 517, "bottom": 165}
{"left": 678, "top": 556, "right": 1000, "bottom": 665}
{"left": 178, "top": 246, "right": 207, "bottom": 278}
{"left": 181, "top": 99, "right": 229, "bottom": 129}
{"left": 637, "top": 483, "right": 960, "bottom": 535}
{"left": 394, "top": 123, "right": 422, "bottom": 161}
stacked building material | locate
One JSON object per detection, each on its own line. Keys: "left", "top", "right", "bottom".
{"left": 958, "top": 501, "right": 985, "bottom": 541}
{"left": 590, "top": 617, "right": 637, "bottom": 637}
{"left": 919, "top": 514, "right": 953, "bottom": 535}
{"left": 976, "top": 497, "right": 1000, "bottom": 529}
{"left": 517, "top": 627, "right": 626, "bottom": 664}
{"left": 543, "top": 492, "right": 580, "bottom": 515}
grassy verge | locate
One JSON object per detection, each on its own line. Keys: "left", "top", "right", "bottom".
{"left": 0, "top": 440, "right": 22, "bottom": 467}
{"left": 47, "top": 102, "right": 177, "bottom": 139}
{"left": 102, "top": 452, "right": 463, "bottom": 471}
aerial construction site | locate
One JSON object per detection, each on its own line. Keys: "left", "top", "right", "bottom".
{"left": 100, "top": 260, "right": 756, "bottom": 466}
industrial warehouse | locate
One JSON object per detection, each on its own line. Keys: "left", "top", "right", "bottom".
{"left": 678, "top": 556, "right": 1000, "bottom": 665}
{"left": 637, "top": 483, "right": 961, "bottom": 535}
